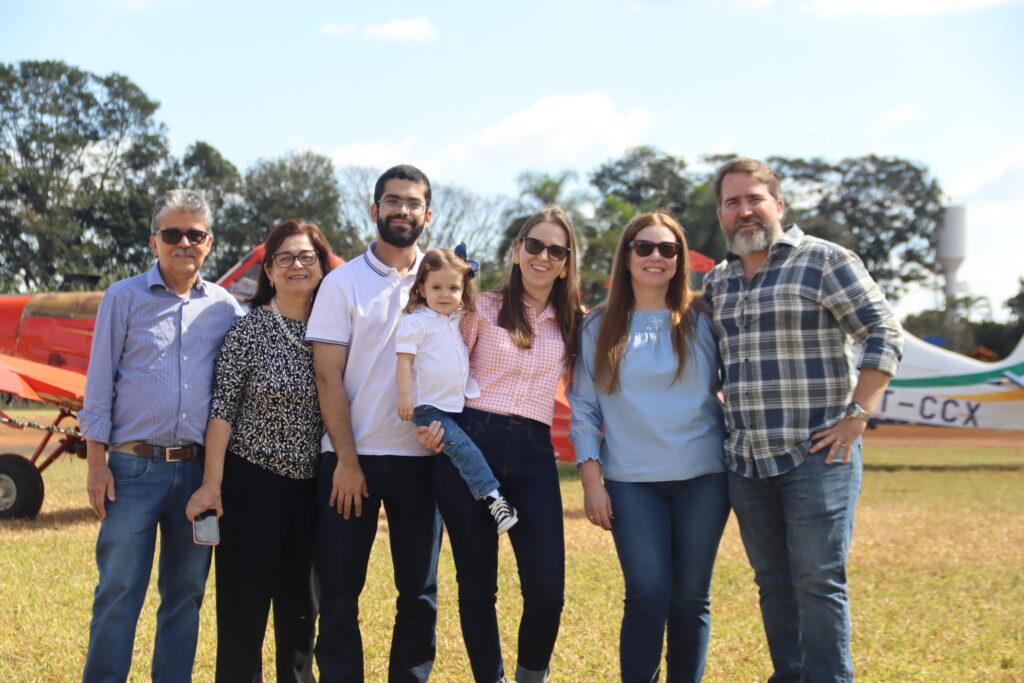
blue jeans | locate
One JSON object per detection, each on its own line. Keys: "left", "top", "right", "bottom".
{"left": 728, "top": 443, "right": 863, "bottom": 683}
{"left": 413, "top": 405, "right": 499, "bottom": 501}
{"left": 315, "top": 452, "right": 443, "bottom": 683}
{"left": 433, "top": 408, "right": 564, "bottom": 683}
{"left": 82, "top": 452, "right": 210, "bottom": 683}
{"left": 605, "top": 474, "right": 730, "bottom": 683}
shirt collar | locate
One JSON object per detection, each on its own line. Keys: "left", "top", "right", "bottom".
{"left": 364, "top": 240, "right": 424, "bottom": 279}
{"left": 146, "top": 263, "right": 208, "bottom": 294}
{"left": 725, "top": 223, "right": 803, "bottom": 264}
{"left": 523, "top": 297, "right": 556, "bottom": 323}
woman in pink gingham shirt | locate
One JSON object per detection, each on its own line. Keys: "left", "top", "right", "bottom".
{"left": 421, "top": 206, "right": 584, "bottom": 683}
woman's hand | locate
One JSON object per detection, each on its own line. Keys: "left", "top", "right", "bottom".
{"left": 186, "top": 483, "right": 223, "bottom": 521}
{"left": 415, "top": 420, "right": 445, "bottom": 454}
{"left": 579, "top": 459, "right": 613, "bottom": 530}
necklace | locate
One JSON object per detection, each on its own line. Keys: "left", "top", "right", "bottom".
{"left": 269, "top": 298, "right": 312, "bottom": 354}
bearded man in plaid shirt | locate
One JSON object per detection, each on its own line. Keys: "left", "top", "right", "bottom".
{"left": 704, "top": 157, "right": 903, "bottom": 682}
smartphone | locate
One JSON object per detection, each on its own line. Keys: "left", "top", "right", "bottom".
{"left": 193, "top": 510, "right": 220, "bottom": 546}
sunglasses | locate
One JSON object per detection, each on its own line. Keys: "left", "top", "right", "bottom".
{"left": 157, "top": 227, "right": 209, "bottom": 246}
{"left": 520, "top": 236, "right": 570, "bottom": 262}
{"left": 628, "top": 240, "right": 680, "bottom": 259}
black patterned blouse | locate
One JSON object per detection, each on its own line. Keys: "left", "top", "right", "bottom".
{"left": 209, "top": 306, "right": 321, "bottom": 479}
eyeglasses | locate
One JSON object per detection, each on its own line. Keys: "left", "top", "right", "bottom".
{"left": 272, "top": 250, "right": 318, "bottom": 268}
{"left": 377, "top": 197, "right": 427, "bottom": 213}
{"left": 157, "top": 227, "right": 209, "bottom": 245}
{"left": 628, "top": 240, "right": 680, "bottom": 259}
{"left": 520, "top": 236, "right": 570, "bottom": 262}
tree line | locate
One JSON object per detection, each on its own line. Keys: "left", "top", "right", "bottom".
{"left": 4, "top": 59, "right": 1022, "bottom": 352}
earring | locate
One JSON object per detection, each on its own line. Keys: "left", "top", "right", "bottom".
{"left": 559, "top": 271, "right": 567, "bottom": 279}
{"left": 512, "top": 256, "right": 520, "bottom": 265}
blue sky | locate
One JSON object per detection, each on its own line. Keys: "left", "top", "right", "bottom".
{"left": 3, "top": 0, "right": 1023, "bottom": 319}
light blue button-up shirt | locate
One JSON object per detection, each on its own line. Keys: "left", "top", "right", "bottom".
{"left": 79, "top": 264, "right": 243, "bottom": 446}
{"left": 569, "top": 308, "right": 726, "bottom": 483}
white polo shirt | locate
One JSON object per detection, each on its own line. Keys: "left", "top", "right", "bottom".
{"left": 306, "top": 242, "right": 430, "bottom": 456}
{"left": 395, "top": 307, "right": 481, "bottom": 414}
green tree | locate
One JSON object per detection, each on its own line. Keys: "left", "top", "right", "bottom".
{"left": 0, "top": 60, "right": 175, "bottom": 288}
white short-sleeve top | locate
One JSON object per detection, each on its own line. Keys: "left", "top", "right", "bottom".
{"left": 395, "top": 307, "right": 481, "bottom": 414}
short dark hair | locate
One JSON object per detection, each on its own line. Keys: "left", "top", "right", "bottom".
{"left": 249, "top": 219, "right": 337, "bottom": 308}
{"left": 373, "top": 164, "right": 432, "bottom": 207}
{"left": 713, "top": 157, "right": 783, "bottom": 204}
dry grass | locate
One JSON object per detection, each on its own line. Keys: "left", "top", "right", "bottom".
{"left": 1, "top": 432, "right": 1022, "bottom": 682}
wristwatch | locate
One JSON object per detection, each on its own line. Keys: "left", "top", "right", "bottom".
{"left": 845, "top": 402, "right": 872, "bottom": 421}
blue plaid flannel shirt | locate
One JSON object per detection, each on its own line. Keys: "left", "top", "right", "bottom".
{"left": 704, "top": 225, "right": 903, "bottom": 478}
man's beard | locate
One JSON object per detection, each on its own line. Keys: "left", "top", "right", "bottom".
{"left": 377, "top": 214, "right": 425, "bottom": 248}
{"left": 728, "top": 219, "right": 782, "bottom": 257}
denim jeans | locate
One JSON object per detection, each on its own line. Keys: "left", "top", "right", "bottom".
{"left": 605, "top": 474, "right": 730, "bottom": 683}
{"left": 315, "top": 452, "right": 443, "bottom": 683}
{"left": 82, "top": 452, "right": 210, "bottom": 683}
{"left": 413, "top": 405, "right": 499, "bottom": 500}
{"left": 728, "top": 442, "right": 863, "bottom": 683}
{"left": 433, "top": 408, "right": 564, "bottom": 683}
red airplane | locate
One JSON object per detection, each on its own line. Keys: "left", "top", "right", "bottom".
{"left": 0, "top": 246, "right": 716, "bottom": 519}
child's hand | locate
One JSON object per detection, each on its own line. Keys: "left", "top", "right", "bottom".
{"left": 397, "top": 397, "right": 413, "bottom": 421}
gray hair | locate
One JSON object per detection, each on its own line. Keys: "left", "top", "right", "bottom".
{"left": 150, "top": 189, "right": 213, "bottom": 233}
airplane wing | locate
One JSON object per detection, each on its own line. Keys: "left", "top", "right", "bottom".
{"left": 0, "top": 353, "right": 86, "bottom": 409}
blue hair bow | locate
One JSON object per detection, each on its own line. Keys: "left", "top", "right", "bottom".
{"left": 454, "top": 242, "right": 479, "bottom": 279}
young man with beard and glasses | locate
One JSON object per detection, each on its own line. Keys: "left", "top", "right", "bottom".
{"left": 79, "top": 189, "right": 243, "bottom": 682}
{"left": 703, "top": 158, "right": 903, "bottom": 682}
{"left": 306, "top": 165, "right": 443, "bottom": 682}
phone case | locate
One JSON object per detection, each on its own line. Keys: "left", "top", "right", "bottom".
{"left": 193, "top": 512, "right": 220, "bottom": 546}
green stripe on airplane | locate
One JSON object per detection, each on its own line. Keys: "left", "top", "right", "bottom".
{"left": 889, "top": 362, "right": 1024, "bottom": 388}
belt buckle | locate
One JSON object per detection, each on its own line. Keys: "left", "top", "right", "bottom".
{"left": 164, "top": 446, "right": 190, "bottom": 462}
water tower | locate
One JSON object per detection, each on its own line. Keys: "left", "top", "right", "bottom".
{"left": 938, "top": 205, "right": 967, "bottom": 330}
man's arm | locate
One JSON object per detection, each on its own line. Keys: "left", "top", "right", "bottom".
{"left": 811, "top": 368, "right": 892, "bottom": 463}
{"left": 313, "top": 342, "right": 367, "bottom": 519}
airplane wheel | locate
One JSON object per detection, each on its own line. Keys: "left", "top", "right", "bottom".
{"left": 0, "top": 453, "right": 45, "bottom": 520}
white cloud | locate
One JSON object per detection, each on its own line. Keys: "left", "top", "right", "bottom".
{"left": 947, "top": 143, "right": 1024, "bottom": 199}
{"left": 865, "top": 102, "right": 919, "bottom": 133}
{"left": 438, "top": 92, "right": 650, "bottom": 173}
{"left": 329, "top": 138, "right": 423, "bottom": 170}
{"left": 807, "top": 0, "right": 1020, "bottom": 17}
{"left": 318, "top": 17, "right": 439, "bottom": 43}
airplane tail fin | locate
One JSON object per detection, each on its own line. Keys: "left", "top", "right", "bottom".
{"left": 1003, "top": 333, "right": 1024, "bottom": 366}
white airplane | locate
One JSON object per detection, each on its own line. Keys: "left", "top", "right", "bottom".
{"left": 872, "top": 332, "right": 1024, "bottom": 431}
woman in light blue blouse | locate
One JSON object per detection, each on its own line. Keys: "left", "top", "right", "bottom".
{"left": 569, "top": 210, "right": 729, "bottom": 683}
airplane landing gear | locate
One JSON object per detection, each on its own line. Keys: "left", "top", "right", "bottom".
{"left": 0, "top": 453, "right": 45, "bottom": 519}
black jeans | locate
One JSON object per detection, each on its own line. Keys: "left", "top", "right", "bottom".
{"left": 315, "top": 453, "right": 443, "bottom": 683}
{"left": 215, "top": 453, "right": 318, "bottom": 683}
{"left": 434, "top": 408, "right": 565, "bottom": 683}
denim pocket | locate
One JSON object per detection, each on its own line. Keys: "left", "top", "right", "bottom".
{"left": 108, "top": 451, "right": 152, "bottom": 484}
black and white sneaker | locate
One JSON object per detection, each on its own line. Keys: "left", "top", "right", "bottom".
{"left": 487, "top": 497, "right": 518, "bottom": 534}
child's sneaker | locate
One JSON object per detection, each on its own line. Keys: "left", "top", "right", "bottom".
{"left": 487, "top": 496, "right": 518, "bottom": 534}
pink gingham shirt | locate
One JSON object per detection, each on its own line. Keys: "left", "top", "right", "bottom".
{"left": 461, "top": 291, "right": 567, "bottom": 425}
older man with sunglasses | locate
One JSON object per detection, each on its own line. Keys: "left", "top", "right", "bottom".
{"left": 79, "top": 189, "right": 243, "bottom": 682}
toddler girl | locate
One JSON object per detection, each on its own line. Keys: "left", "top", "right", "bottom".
{"left": 396, "top": 246, "right": 518, "bottom": 533}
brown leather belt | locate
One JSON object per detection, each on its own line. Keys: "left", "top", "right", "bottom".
{"left": 111, "top": 441, "right": 203, "bottom": 462}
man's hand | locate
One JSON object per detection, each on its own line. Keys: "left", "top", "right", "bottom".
{"left": 397, "top": 395, "right": 414, "bottom": 421}
{"left": 810, "top": 417, "right": 867, "bottom": 464}
{"left": 86, "top": 464, "right": 116, "bottom": 520}
{"left": 186, "top": 483, "right": 223, "bottom": 521}
{"left": 414, "top": 421, "right": 444, "bottom": 454}
{"left": 328, "top": 455, "right": 368, "bottom": 519}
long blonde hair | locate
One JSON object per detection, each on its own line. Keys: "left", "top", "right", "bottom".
{"left": 593, "top": 210, "right": 701, "bottom": 393}
{"left": 496, "top": 206, "right": 584, "bottom": 364}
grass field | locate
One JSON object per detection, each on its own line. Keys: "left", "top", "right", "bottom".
{"left": 2, "top": 414, "right": 1023, "bottom": 682}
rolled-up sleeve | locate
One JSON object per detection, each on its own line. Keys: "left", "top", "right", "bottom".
{"left": 395, "top": 314, "right": 424, "bottom": 355}
{"left": 209, "top": 316, "right": 253, "bottom": 425}
{"left": 821, "top": 248, "right": 903, "bottom": 376}
{"left": 567, "top": 318, "right": 603, "bottom": 464}
{"left": 79, "top": 287, "right": 129, "bottom": 443}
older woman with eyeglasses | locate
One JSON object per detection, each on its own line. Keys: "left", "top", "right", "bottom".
{"left": 186, "top": 219, "right": 336, "bottom": 682}
{"left": 568, "top": 211, "right": 729, "bottom": 683}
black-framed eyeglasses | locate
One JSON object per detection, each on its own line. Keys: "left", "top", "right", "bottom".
{"left": 271, "top": 250, "right": 319, "bottom": 268}
{"left": 157, "top": 227, "right": 209, "bottom": 245}
{"left": 520, "top": 236, "right": 570, "bottom": 262}
{"left": 628, "top": 240, "right": 680, "bottom": 259}
{"left": 377, "top": 196, "right": 427, "bottom": 213}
